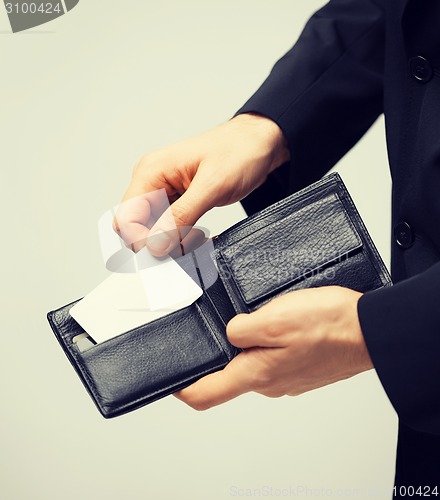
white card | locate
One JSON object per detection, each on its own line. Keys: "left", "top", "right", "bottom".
{"left": 70, "top": 249, "right": 202, "bottom": 344}
{"left": 71, "top": 202, "right": 247, "bottom": 344}
{"left": 135, "top": 247, "right": 203, "bottom": 311}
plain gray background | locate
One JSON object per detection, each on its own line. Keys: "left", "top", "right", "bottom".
{"left": 0, "top": 2, "right": 396, "bottom": 499}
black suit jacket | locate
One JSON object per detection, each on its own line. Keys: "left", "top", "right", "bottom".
{"left": 237, "top": 0, "right": 440, "bottom": 491}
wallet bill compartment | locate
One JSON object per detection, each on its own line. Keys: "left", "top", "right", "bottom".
{"left": 48, "top": 295, "right": 235, "bottom": 418}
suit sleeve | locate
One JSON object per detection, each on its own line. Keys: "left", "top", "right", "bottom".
{"left": 358, "top": 264, "right": 440, "bottom": 436}
{"left": 236, "top": 0, "right": 386, "bottom": 191}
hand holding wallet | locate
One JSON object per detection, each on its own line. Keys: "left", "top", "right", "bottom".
{"left": 47, "top": 173, "right": 391, "bottom": 418}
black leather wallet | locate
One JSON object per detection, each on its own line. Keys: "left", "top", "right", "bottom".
{"left": 47, "top": 173, "right": 391, "bottom": 418}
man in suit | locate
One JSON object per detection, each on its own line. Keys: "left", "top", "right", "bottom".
{"left": 116, "top": 0, "right": 440, "bottom": 492}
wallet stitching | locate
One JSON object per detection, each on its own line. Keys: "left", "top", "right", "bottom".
{"left": 50, "top": 309, "right": 112, "bottom": 407}
{"left": 48, "top": 312, "right": 104, "bottom": 408}
{"left": 217, "top": 173, "right": 340, "bottom": 246}
{"left": 49, "top": 304, "right": 232, "bottom": 416}
{"left": 335, "top": 178, "right": 392, "bottom": 286}
{"left": 194, "top": 300, "right": 232, "bottom": 362}
{"left": 74, "top": 306, "right": 189, "bottom": 351}
{"left": 201, "top": 287, "right": 241, "bottom": 359}
{"left": 221, "top": 191, "right": 342, "bottom": 252}
{"left": 106, "top": 361, "right": 229, "bottom": 415}
{"left": 215, "top": 254, "right": 249, "bottom": 315}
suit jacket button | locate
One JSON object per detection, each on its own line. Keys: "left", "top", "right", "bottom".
{"left": 394, "top": 221, "right": 414, "bottom": 248}
{"left": 409, "top": 56, "right": 433, "bottom": 83}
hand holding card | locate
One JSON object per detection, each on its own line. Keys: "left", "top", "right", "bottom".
{"left": 70, "top": 191, "right": 206, "bottom": 345}
{"left": 69, "top": 194, "right": 246, "bottom": 346}
{"left": 69, "top": 248, "right": 203, "bottom": 344}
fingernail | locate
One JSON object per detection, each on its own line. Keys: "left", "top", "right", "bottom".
{"left": 147, "top": 231, "right": 172, "bottom": 252}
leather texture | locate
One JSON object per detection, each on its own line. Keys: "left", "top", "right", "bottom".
{"left": 47, "top": 173, "right": 391, "bottom": 418}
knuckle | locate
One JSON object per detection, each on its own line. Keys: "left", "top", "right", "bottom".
{"left": 186, "top": 397, "right": 211, "bottom": 412}
{"left": 261, "top": 321, "right": 282, "bottom": 340}
{"left": 172, "top": 202, "right": 191, "bottom": 227}
{"left": 132, "top": 155, "right": 147, "bottom": 176}
{"left": 252, "top": 366, "right": 273, "bottom": 391}
{"left": 259, "top": 389, "right": 285, "bottom": 399}
{"left": 132, "top": 151, "right": 160, "bottom": 177}
{"left": 191, "top": 401, "right": 211, "bottom": 412}
{"left": 178, "top": 388, "right": 212, "bottom": 411}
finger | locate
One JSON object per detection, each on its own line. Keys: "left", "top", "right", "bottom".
{"left": 226, "top": 309, "right": 286, "bottom": 349}
{"left": 113, "top": 194, "right": 151, "bottom": 252}
{"left": 147, "top": 177, "right": 216, "bottom": 256}
{"left": 168, "top": 228, "right": 207, "bottom": 258}
{"left": 114, "top": 187, "right": 170, "bottom": 252}
{"left": 181, "top": 227, "right": 208, "bottom": 254}
{"left": 174, "top": 354, "right": 254, "bottom": 410}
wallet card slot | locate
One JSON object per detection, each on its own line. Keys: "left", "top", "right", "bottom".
{"left": 72, "top": 299, "right": 230, "bottom": 416}
{"left": 218, "top": 192, "right": 363, "bottom": 306}
{"left": 48, "top": 299, "right": 85, "bottom": 343}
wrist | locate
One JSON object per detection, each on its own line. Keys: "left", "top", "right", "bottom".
{"left": 232, "top": 113, "right": 290, "bottom": 172}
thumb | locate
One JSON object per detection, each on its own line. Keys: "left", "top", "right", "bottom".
{"left": 227, "top": 308, "right": 287, "bottom": 349}
{"left": 147, "top": 178, "right": 216, "bottom": 256}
